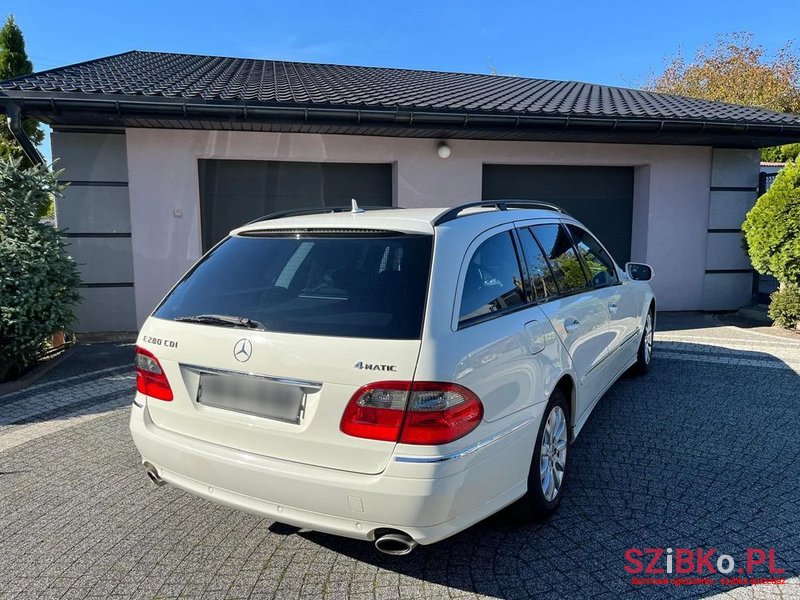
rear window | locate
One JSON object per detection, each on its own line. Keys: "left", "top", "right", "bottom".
{"left": 155, "top": 233, "right": 432, "bottom": 339}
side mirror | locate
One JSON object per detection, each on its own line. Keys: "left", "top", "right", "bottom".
{"left": 625, "top": 262, "right": 653, "bottom": 282}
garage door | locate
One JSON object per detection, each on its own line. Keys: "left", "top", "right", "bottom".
{"left": 198, "top": 160, "right": 393, "bottom": 251}
{"left": 482, "top": 165, "right": 634, "bottom": 263}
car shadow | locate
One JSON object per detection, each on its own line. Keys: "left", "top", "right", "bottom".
{"left": 654, "top": 310, "right": 728, "bottom": 333}
{"left": 296, "top": 339, "right": 800, "bottom": 598}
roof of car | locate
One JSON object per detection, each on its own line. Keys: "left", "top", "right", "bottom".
{"left": 232, "top": 205, "right": 567, "bottom": 236}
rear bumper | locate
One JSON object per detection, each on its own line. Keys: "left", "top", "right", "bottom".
{"left": 129, "top": 401, "right": 536, "bottom": 545}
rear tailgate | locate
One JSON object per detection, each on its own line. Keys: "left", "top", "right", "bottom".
{"left": 138, "top": 229, "right": 432, "bottom": 475}
{"left": 140, "top": 319, "right": 421, "bottom": 475}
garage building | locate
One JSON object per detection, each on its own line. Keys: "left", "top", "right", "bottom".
{"left": 2, "top": 51, "right": 800, "bottom": 331}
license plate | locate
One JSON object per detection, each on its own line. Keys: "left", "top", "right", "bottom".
{"left": 197, "top": 372, "right": 304, "bottom": 423}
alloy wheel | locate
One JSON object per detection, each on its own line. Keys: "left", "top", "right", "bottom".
{"left": 539, "top": 405, "right": 568, "bottom": 502}
{"left": 644, "top": 313, "right": 653, "bottom": 364}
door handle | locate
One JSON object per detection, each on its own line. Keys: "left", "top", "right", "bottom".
{"left": 608, "top": 302, "right": 619, "bottom": 314}
{"left": 565, "top": 319, "right": 580, "bottom": 333}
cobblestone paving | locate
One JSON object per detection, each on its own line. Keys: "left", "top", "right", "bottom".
{"left": 1, "top": 320, "right": 799, "bottom": 599}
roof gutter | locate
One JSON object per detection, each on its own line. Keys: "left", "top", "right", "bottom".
{"left": 4, "top": 103, "right": 44, "bottom": 166}
{"left": 6, "top": 93, "right": 800, "bottom": 147}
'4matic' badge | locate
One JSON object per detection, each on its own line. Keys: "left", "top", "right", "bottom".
{"left": 354, "top": 361, "right": 397, "bottom": 372}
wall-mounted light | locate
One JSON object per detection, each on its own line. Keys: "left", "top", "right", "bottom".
{"left": 437, "top": 141, "right": 451, "bottom": 159}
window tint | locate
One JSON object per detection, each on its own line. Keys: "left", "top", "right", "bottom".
{"left": 567, "top": 224, "right": 619, "bottom": 288}
{"left": 518, "top": 228, "right": 561, "bottom": 300}
{"left": 155, "top": 234, "right": 432, "bottom": 340}
{"left": 531, "top": 224, "right": 589, "bottom": 294}
{"left": 459, "top": 231, "right": 526, "bottom": 325}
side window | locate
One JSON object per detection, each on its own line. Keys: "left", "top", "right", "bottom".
{"left": 531, "top": 223, "right": 589, "bottom": 294}
{"left": 567, "top": 224, "right": 619, "bottom": 288}
{"left": 518, "top": 227, "right": 561, "bottom": 300}
{"left": 459, "top": 231, "right": 526, "bottom": 325}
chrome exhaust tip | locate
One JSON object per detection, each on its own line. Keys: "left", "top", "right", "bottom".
{"left": 143, "top": 462, "right": 166, "bottom": 486}
{"left": 374, "top": 532, "right": 418, "bottom": 556}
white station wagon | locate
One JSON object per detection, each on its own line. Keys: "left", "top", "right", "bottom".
{"left": 130, "top": 200, "right": 655, "bottom": 555}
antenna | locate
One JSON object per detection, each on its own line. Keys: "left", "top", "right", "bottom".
{"left": 351, "top": 198, "right": 365, "bottom": 214}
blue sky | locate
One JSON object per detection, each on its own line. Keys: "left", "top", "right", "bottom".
{"left": 5, "top": 0, "right": 798, "bottom": 160}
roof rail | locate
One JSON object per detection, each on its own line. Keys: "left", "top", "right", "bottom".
{"left": 246, "top": 205, "right": 401, "bottom": 225}
{"left": 433, "top": 200, "right": 569, "bottom": 226}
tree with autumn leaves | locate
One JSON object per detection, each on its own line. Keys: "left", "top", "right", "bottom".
{"left": 648, "top": 33, "right": 800, "bottom": 327}
{"left": 646, "top": 32, "right": 800, "bottom": 162}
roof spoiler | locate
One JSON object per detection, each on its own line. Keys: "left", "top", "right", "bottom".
{"left": 245, "top": 205, "right": 401, "bottom": 225}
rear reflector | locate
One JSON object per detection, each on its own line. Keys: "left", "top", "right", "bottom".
{"left": 340, "top": 381, "right": 482, "bottom": 445}
{"left": 135, "top": 346, "right": 173, "bottom": 401}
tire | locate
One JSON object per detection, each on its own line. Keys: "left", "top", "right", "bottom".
{"left": 631, "top": 309, "right": 654, "bottom": 376}
{"left": 512, "top": 388, "right": 570, "bottom": 521}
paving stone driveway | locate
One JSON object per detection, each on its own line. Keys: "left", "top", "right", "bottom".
{"left": 1, "top": 315, "right": 799, "bottom": 600}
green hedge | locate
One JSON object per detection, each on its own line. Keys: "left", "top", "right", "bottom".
{"left": 742, "top": 159, "right": 800, "bottom": 330}
{"left": 0, "top": 159, "right": 80, "bottom": 380}
{"left": 768, "top": 285, "right": 800, "bottom": 329}
{"left": 743, "top": 160, "right": 800, "bottom": 286}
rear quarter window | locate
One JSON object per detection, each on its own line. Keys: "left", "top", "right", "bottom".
{"left": 155, "top": 233, "right": 432, "bottom": 340}
{"left": 458, "top": 231, "right": 526, "bottom": 326}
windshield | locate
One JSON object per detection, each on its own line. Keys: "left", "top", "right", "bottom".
{"left": 154, "top": 233, "right": 433, "bottom": 340}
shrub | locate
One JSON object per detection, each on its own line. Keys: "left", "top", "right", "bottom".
{"left": 761, "top": 143, "right": 800, "bottom": 164}
{"left": 0, "top": 159, "right": 80, "bottom": 380}
{"left": 768, "top": 285, "right": 800, "bottom": 329}
{"left": 743, "top": 159, "right": 800, "bottom": 286}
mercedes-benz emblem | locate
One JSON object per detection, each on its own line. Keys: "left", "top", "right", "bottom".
{"left": 233, "top": 339, "right": 252, "bottom": 362}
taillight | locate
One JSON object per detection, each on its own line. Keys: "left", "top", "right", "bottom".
{"left": 398, "top": 382, "right": 484, "bottom": 445}
{"left": 135, "top": 346, "right": 173, "bottom": 401}
{"left": 340, "top": 381, "right": 483, "bottom": 445}
{"left": 339, "top": 381, "right": 410, "bottom": 441}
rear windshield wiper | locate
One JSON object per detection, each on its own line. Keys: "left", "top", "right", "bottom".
{"left": 173, "top": 314, "right": 266, "bottom": 330}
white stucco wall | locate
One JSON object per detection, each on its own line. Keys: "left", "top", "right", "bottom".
{"left": 125, "top": 129, "right": 714, "bottom": 325}
{"left": 53, "top": 132, "right": 138, "bottom": 332}
{"left": 701, "top": 148, "right": 761, "bottom": 310}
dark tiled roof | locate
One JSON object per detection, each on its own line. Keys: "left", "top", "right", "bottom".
{"left": 2, "top": 51, "right": 800, "bottom": 147}
{"left": 3, "top": 50, "right": 798, "bottom": 124}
